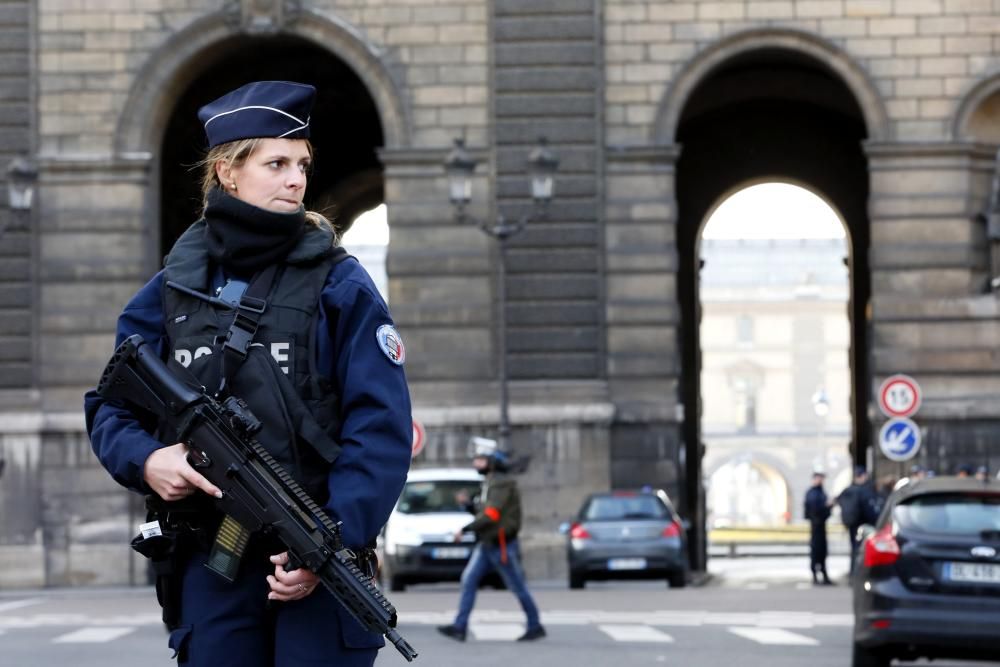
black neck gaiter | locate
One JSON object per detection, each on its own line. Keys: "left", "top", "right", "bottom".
{"left": 203, "top": 187, "right": 306, "bottom": 275}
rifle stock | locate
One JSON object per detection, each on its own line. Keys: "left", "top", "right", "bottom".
{"left": 97, "top": 334, "right": 418, "bottom": 661}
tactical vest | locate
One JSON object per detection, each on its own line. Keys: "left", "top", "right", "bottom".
{"left": 161, "top": 220, "right": 343, "bottom": 502}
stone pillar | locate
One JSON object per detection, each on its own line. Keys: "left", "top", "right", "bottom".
{"left": 0, "top": 411, "right": 44, "bottom": 588}
{"left": 412, "top": 402, "right": 613, "bottom": 579}
{"left": 380, "top": 146, "right": 494, "bottom": 405}
{"left": 36, "top": 154, "right": 154, "bottom": 413}
{"left": 604, "top": 144, "right": 687, "bottom": 498}
{"left": 866, "top": 141, "right": 1000, "bottom": 475}
{"left": 27, "top": 153, "right": 152, "bottom": 587}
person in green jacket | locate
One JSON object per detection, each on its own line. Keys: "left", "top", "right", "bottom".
{"left": 437, "top": 438, "right": 546, "bottom": 642}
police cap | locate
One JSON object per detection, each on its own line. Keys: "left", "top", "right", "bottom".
{"left": 198, "top": 81, "right": 316, "bottom": 148}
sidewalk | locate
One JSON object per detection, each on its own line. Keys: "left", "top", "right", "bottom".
{"left": 708, "top": 554, "right": 851, "bottom": 588}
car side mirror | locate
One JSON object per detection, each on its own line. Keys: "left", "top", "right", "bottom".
{"left": 558, "top": 521, "right": 571, "bottom": 535}
{"left": 856, "top": 524, "right": 876, "bottom": 543}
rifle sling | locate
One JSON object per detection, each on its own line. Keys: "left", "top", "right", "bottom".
{"left": 211, "top": 264, "right": 277, "bottom": 578}
{"left": 217, "top": 263, "right": 279, "bottom": 396}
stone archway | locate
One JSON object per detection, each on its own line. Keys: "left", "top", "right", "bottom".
{"left": 953, "top": 72, "right": 1000, "bottom": 143}
{"left": 661, "top": 32, "right": 881, "bottom": 570}
{"left": 115, "top": 8, "right": 409, "bottom": 157}
{"left": 653, "top": 27, "right": 889, "bottom": 145}
{"left": 112, "top": 7, "right": 411, "bottom": 262}
{"left": 156, "top": 35, "right": 386, "bottom": 256}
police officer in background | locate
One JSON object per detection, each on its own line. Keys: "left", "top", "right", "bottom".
{"left": 803, "top": 470, "right": 834, "bottom": 585}
{"left": 84, "top": 81, "right": 412, "bottom": 666}
{"left": 437, "top": 437, "right": 546, "bottom": 643}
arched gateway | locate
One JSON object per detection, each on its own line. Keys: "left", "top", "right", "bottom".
{"left": 114, "top": 7, "right": 410, "bottom": 261}
{"left": 656, "top": 29, "right": 882, "bottom": 568}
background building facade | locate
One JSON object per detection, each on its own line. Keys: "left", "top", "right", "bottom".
{"left": 701, "top": 236, "right": 853, "bottom": 527}
{"left": 1, "top": 0, "right": 999, "bottom": 586}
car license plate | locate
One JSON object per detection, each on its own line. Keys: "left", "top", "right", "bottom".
{"left": 431, "top": 547, "right": 470, "bottom": 560}
{"left": 944, "top": 562, "right": 1000, "bottom": 584}
{"left": 607, "top": 558, "right": 647, "bottom": 571}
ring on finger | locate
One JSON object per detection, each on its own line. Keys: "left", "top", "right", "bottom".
{"left": 297, "top": 583, "right": 306, "bottom": 593}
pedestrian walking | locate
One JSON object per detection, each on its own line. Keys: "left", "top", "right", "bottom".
{"left": 437, "top": 438, "right": 546, "bottom": 643}
{"left": 837, "top": 466, "right": 879, "bottom": 575}
{"left": 804, "top": 470, "right": 833, "bottom": 585}
{"left": 84, "top": 81, "right": 412, "bottom": 666}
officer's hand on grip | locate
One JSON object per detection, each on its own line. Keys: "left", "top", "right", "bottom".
{"left": 267, "top": 552, "right": 320, "bottom": 601}
{"left": 143, "top": 442, "right": 223, "bottom": 502}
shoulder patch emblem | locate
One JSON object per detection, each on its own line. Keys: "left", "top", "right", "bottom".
{"left": 376, "top": 324, "right": 405, "bottom": 365}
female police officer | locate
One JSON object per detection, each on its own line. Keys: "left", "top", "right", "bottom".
{"left": 84, "top": 81, "right": 412, "bottom": 666}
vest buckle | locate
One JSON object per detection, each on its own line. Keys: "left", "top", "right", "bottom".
{"left": 238, "top": 295, "right": 266, "bottom": 314}
{"left": 224, "top": 317, "right": 255, "bottom": 356}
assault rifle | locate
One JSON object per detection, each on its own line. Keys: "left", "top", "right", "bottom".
{"left": 96, "top": 334, "right": 418, "bottom": 662}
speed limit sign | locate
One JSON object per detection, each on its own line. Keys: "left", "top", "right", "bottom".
{"left": 878, "top": 374, "right": 921, "bottom": 419}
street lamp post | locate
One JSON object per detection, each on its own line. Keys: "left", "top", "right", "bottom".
{"left": 811, "top": 387, "right": 830, "bottom": 469}
{"left": 5, "top": 156, "right": 38, "bottom": 237}
{"left": 444, "top": 137, "right": 559, "bottom": 453}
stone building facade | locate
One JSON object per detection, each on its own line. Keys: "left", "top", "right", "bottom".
{"left": 1, "top": 0, "right": 999, "bottom": 587}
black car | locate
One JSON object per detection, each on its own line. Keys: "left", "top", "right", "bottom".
{"left": 852, "top": 476, "right": 1000, "bottom": 667}
{"left": 563, "top": 489, "right": 689, "bottom": 589}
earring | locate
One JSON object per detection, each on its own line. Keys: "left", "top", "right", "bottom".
{"left": 231, "top": 182, "right": 237, "bottom": 191}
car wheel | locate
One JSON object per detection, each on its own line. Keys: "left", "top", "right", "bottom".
{"left": 389, "top": 575, "right": 406, "bottom": 592}
{"left": 667, "top": 570, "right": 687, "bottom": 588}
{"left": 569, "top": 572, "right": 585, "bottom": 589}
{"left": 851, "top": 642, "right": 889, "bottom": 667}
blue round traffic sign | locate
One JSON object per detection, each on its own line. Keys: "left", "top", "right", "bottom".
{"left": 878, "top": 417, "right": 921, "bottom": 462}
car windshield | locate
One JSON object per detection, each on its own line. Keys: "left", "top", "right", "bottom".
{"left": 894, "top": 493, "right": 1000, "bottom": 536}
{"left": 397, "top": 480, "right": 481, "bottom": 514}
{"left": 582, "top": 495, "right": 669, "bottom": 521}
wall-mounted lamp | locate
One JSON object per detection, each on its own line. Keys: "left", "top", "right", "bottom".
{"left": 443, "top": 137, "right": 559, "bottom": 451}
{"left": 444, "top": 136, "right": 559, "bottom": 236}
{"left": 5, "top": 156, "right": 38, "bottom": 237}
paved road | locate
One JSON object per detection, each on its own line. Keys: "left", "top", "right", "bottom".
{"left": 0, "top": 556, "right": 995, "bottom": 667}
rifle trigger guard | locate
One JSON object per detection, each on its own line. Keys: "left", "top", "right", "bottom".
{"left": 188, "top": 449, "right": 211, "bottom": 469}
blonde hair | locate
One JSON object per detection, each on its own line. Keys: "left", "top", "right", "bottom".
{"left": 195, "top": 138, "right": 335, "bottom": 234}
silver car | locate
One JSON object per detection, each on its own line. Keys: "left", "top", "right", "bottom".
{"left": 563, "top": 489, "right": 688, "bottom": 588}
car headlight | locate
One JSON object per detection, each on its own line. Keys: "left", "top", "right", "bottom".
{"left": 385, "top": 528, "right": 424, "bottom": 554}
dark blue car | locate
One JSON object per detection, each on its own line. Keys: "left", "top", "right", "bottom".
{"left": 852, "top": 476, "right": 1000, "bottom": 666}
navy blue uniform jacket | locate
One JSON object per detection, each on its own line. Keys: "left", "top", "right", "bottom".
{"left": 84, "top": 256, "right": 412, "bottom": 551}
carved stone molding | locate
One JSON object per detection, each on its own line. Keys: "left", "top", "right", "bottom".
{"left": 222, "top": 0, "right": 303, "bottom": 34}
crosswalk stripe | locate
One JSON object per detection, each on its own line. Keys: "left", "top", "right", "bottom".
{"left": 598, "top": 624, "right": 674, "bottom": 643}
{"left": 727, "top": 626, "right": 818, "bottom": 646}
{"left": 52, "top": 627, "right": 136, "bottom": 643}
{"left": 0, "top": 599, "right": 44, "bottom": 613}
{"left": 468, "top": 623, "right": 523, "bottom": 641}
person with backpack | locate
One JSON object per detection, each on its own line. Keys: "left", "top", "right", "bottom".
{"left": 437, "top": 437, "right": 546, "bottom": 643}
{"left": 837, "top": 466, "right": 879, "bottom": 575}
